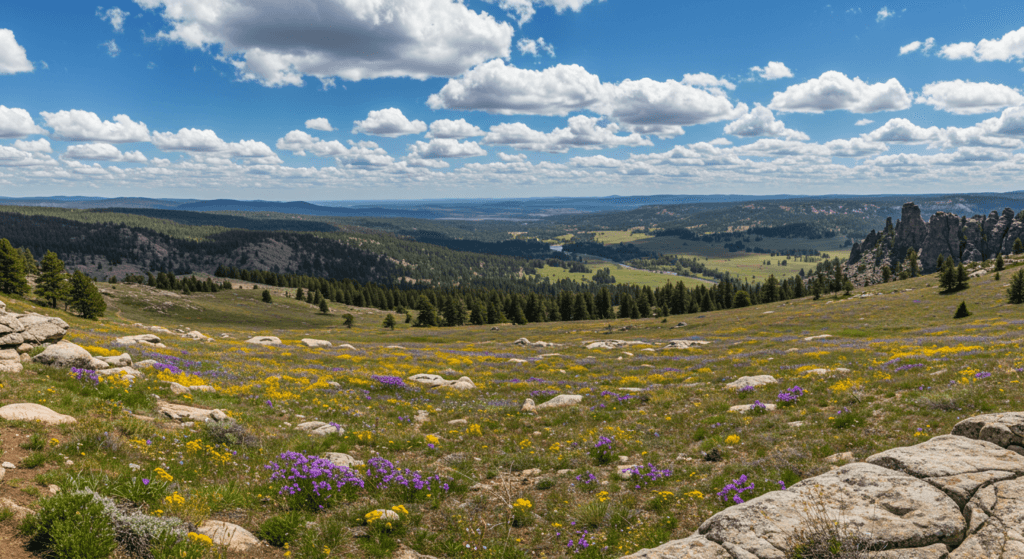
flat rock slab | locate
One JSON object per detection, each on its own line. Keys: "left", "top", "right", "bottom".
{"left": 197, "top": 520, "right": 260, "bottom": 551}
{"left": 952, "top": 412, "right": 1024, "bottom": 449}
{"left": 662, "top": 340, "right": 710, "bottom": 350}
{"left": 951, "top": 478, "right": 1024, "bottom": 557}
{"left": 729, "top": 403, "right": 777, "bottom": 413}
{"left": 116, "top": 334, "right": 162, "bottom": 345}
{"left": 323, "top": 452, "right": 363, "bottom": 468}
{"left": 97, "top": 353, "right": 132, "bottom": 367}
{"left": 584, "top": 340, "right": 647, "bottom": 350}
{"left": 871, "top": 544, "right": 949, "bottom": 558}
{"left": 725, "top": 375, "right": 778, "bottom": 390}
{"left": 536, "top": 394, "right": 582, "bottom": 410}
{"left": 867, "top": 435, "right": 1024, "bottom": 508}
{"left": 407, "top": 374, "right": 476, "bottom": 390}
{"left": 245, "top": 336, "right": 282, "bottom": 346}
{"left": 698, "top": 463, "right": 965, "bottom": 558}
{"left": 619, "top": 535, "right": 731, "bottom": 558}
{"left": 0, "top": 403, "right": 76, "bottom": 425}
{"left": 301, "top": 338, "right": 332, "bottom": 348}
{"left": 158, "top": 402, "right": 232, "bottom": 423}
{"left": 295, "top": 421, "right": 343, "bottom": 436}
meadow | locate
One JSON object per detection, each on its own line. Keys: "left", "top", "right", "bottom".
{"left": 0, "top": 259, "right": 1022, "bottom": 559}
{"left": 530, "top": 258, "right": 710, "bottom": 289}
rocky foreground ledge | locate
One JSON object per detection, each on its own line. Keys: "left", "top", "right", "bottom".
{"left": 622, "top": 412, "right": 1024, "bottom": 558}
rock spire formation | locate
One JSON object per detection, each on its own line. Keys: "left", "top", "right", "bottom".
{"left": 848, "top": 202, "right": 1024, "bottom": 281}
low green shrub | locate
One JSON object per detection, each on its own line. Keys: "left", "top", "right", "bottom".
{"left": 21, "top": 491, "right": 117, "bottom": 559}
{"left": 258, "top": 511, "right": 305, "bottom": 547}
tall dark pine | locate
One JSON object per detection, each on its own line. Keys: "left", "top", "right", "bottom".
{"left": 35, "top": 251, "right": 68, "bottom": 308}
{"left": 0, "top": 238, "right": 29, "bottom": 295}
{"left": 68, "top": 270, "right": 106, "bottom": 319}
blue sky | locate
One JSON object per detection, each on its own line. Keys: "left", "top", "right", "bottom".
{"left": 3, "top": 0, "right": 1024, "bottom": 200}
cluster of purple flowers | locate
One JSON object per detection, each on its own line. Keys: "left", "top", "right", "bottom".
{"left": 565, "top": 530, "right": 595, "bottom": 554}
{"left": 975, "top": 371, "right": 992, "bottom": 379}
{"left": 623, "top": 463, "right": 672, "bottom": 489}
{"left": 71, "top": 367, "right": 100, "bottom": 387}
{"left": 717, "top": 474, "right": 755, "bottom": 504}
{"left": 776, "top": 386, "right": 804, "bottom": 406}
{"left": 738, "top": 385, "right": 756, "bottom": 393}
{"left": 371, "top": 375, "right": 407, "bottom": 388}
{"left": 895, "top": 363, "right": 924, "bottom": 372}
{"left": 599, "top": 390, "right": 640, "bottom": 403}
{"left": 589, "top": 436, "right": 615, "bottom": 465}
{"left": 364, "top": 457, "right": 450, "bottom": 500}
{"left": 749, "top": 400, "right": 768, "bottom": 413}
{"left": 575, "top": 471, "right": 598, "bottom": 486}
{"left": 265, "top": 451, "right": 364, "bottom": 511}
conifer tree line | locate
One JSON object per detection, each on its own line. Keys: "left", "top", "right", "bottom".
{"left": 0, "top": 239, "right": 106, "bottom": 319}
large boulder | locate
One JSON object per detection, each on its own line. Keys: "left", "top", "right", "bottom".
{"left": 16, "top": 313, "right": 69, "bottom": 344}
{"left": 246, "top": 336, "right": 282, "bottom": 346}
{"left": 197, "top": 520, "right": 260, "bottom": 552}
{"left": 116, "top": 334, "right": 162, "bottom": 345}
{"left": 323, "top": 452, "right": 363, "bottom": 468}
{"left": 407, "top": 374, "right": 476, "bottom": 390}
{"left": 33, "top": 341, "right": 95, "bottom": 369}
{"left": 584, "top": 340, "right": 646, "bottom": 350}
{"left": 951, "top": 478, "right": 1024, "bottom": 557}
{"left": 866, "top": 434, "right": 1024, "bottom": 508}
{"left": 0, "top": 403, "right": 76, "bottom": 425}
{"left": 952, "top": 412, "right": 1024, "bottom": 452}
{"left": 619, "top": 535, "right": 731, "bottom": 558}
{"left": 662, "top": 340, "right": 710, "bottom": 350}
{"left": 97, "top": 353, "right": 133, "bottom": 367}
{"left": 698, "top": 463, "right": 965, "bottom": 558}
{"left": 725, "top": 375, "right": 777, "bottom": 390}
{"left": 183, "top": 331, "right": 212, "bottom": 342}
{"left": 158, "top": 402, "right": 233, "bottom": 423}
{"left": 301, "top": 338, "right": 332, "bottom": 348}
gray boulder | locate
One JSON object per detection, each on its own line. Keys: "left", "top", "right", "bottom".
{"left": 295, "top": 421, "right": 344, "bottom": 436}
{"left": 951, "top": 478, "right": 1024, "bottom": 557}
{"left": 301, "top": 338, "right": 332, "bottom": 348}
{"left": 98, "top": 353, "right": 133, "bottom": 367}
{"left": 619, "top": 535, "right": 731, "bottom": 558}
{"left": 698, "top": 463, "right": 965, "bottom": 558}
{"left": 246, "top": 336, "right": 282, "bottom": 346}
{"left": 952, "top": 412, "right": 1024, "bottom": 452}
{"left": 158, "top": 402, "right": 232, "bottom": 423}
{"left": 725, "top": 375, "right": 777, "bottom": 390}
{"left": 866, "top": 434, "right": 1024, "bottom": 508}
{"left": 33, "top": 341, "right": 95, "bottom": 369}
{"left": 116, "top": 334, "right": 162, "bottom": 345}
{"left": 323, "top": 452, "right": 363, "bottom": 468}
{"left": 197, "top": 520, "right": 260, "bottom": 552}
{"left": 407, "top": 373, "right": 476, "bottom": 390}
{"left": 0, "top": 349, "right": 23, "bottom": 373}
{"left": 0, "top": 403, "right": 76, "bottom": 425}
{"left": 536, "top": 394, "right": 582, "bottom": 410}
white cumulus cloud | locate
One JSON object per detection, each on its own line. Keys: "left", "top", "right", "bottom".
{"left": 407, "top": 139, "right": 487, "bottom": 159}
{"left": 103, "top": 39, "right": 120, "bottom": 58}
{"left": 899, "top": 37, "right": 934, "bottom": 55}
{"left": 134, "top": 0, "right": 514, "bottom": 85}
{"left": 0, "top": 29, "right": 33, "bottom": 74}
{"left": 63, "top": 143, "right": 147, "bottom": 162}
{"left": 274, "top": 130, "right": 394, "bottom": 166}
{"left": 426, "top": 119, "right": 485, "bottom": 139}
{"left": 13, "top": 138, "right": 51, "bottom": 153}
{"left": 98, "top": 7, "right": 130, "bottom": 32}
{"left": 41, "top": 110, "right": 150, "bottom": 142}
{"left": 0, "top": 106, "right": 46, "bottom": 138}
{"left": 824, "top": 137, "right": 888, "bottom": 157}
{"left": 750, "top": 61, "right": 793, "bottom": 80}
{"left": 768, "top": 71, "right": 912, "bottom": 114}
{"left": 598, "top": 78, "right": 744, "bottom": 137}
{"left": 483, "top": 116, "right": 653, "bottom": 152}
{"left": 864, "top": 118, "right": 939, "bottom": 143}
{"left": 855, "top": 119, "right": 874, "bottom": 126}
{"left": 305, "top": 118, "right": 334, "bottom": 132}
{"left": 152, "top": 128, "right": 279, "bottom": 161}
{"left": 938, "top": 26, "right": 1024, "bottom": 62}
{"left": 723, "top": 104, "right": 808, "bottom": 140}
{"left": 517, "top": 37, "right": 555, "bottom": 57}
{"left": 486, "top": 0, "right": 605, "bottom": 25}
{"left": 876, "top": 6, "right": 894, "bottom": 22}
{"left": 916, "top": 80, "right": 1024, "bottom": 115}
{"left": 352, "top": 108, "right": 427, "bottom": 137}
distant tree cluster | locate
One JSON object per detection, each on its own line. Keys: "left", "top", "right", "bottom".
{"left": 0, "top": 238, "right": 105, "bottom": 319}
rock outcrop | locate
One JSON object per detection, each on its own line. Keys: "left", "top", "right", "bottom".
{"left": 0, "top": 301, "right": 68, "bottom": 349}
{"left": 0, "top": 403, "right": 77, "bottom": 424}
{"left": 623, "top": 410, "right": 1024, "bottom": 559}
{"left": 407, "top": 374, "right": 476, "bottom": 390}
{"left": 848, "top": 202, "right": 1024, "bottom": 281}
{"left": 33, "top": 341, "right": 101, "bottom": 369}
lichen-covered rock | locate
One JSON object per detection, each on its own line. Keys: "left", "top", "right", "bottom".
{"left": 0, "top": 349, "right": 23, "bottom": 373}
{"left": 952, "top": 412, "right": 1024, "bottom": 449}
{"left": 323, "top": 452, "right": 363, "bottom": 468}
{"left": 536, "top": 394, "right": 582, "bottom": 410}
{"left": 866, "top": 435, "right": 1024, "bottom": 508}
{"left": 32, "top": 341, "right": 95, "bottom": 369}
{"left": 950, "top": 478, "right": 1024, "bottom": 557}
{"left": 662, "top": 339, "right": 710, "bottom": 350}
{"left": 408, "top": 374, "right": 476, "bottom": 390}
{"left": 296, "top": 421, "right": 343, "bottom": 436}
{"left": 725, "top": 375, "right": 777, "bottom": 390}
{"left": 197, "top": 520, "right": 260, "bottom": 551}
{"left": 0, "top": 403, "right": 76, "bottom": 425}
{"left": 698, "top": 463, "right": 965, "bottom": 558}
{"left": 301, "top": 338, "right": 332, "bottom": 348}
{"left": 245, "top": 336, "right": 282, "bottom": 346}
{"left": 116, "top": 334, "right": 162, "bottom": 345}
{"left": 158, "top": 402, "right": 232, "bottom": 423}
{"left": 619, "top": 535, "right": 731, "bottom": 558}
{"left": 97, "top": 353, "right": 132, "bottom": 367}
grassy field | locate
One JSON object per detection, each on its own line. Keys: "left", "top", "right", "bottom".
{"left": 532, "top": 258, "right": 711, "bottom": 289}
{"left": 1, "top": 259, "right": 1023, "bottom": 558}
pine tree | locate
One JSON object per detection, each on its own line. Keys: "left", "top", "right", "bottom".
{"left": 414, "top": 296, "right": 438, "bottom": 327}
{"left": 1012, "top": 238, "right": 1024, "bottom": 255}
{"left": 956, "top": 264, "right": 969, "bottom": 291}
{"left": 1008, "top": 269, "right": 1024, "bottom": 304}
{"left": 618, "top": 293, "right": 635, "bottom": 319}
{"left": 319, "top": 299, "right": 330, "bottom": 314}
{"left": 996, "top": 253, "right": 1005, "bottom": 271}
{"left": 383, "top": 314, "right": 396, "bottom": 330}
{"left": 733, "top": 290, "right": 752, "bottom": 308}
{"left": 509, "top": 295, "right": 527, "bottom": 325}
{"left": 938, "top": 259, "right": 957, "bottom": 292}
{"left": 68, "top": 270, "right": 106, "bottom": 319}
{"left": 342, "top": 313, "right": 355, "bottom": 328}
{"left": 0, "top": 238, "right": 29, "bottom": 295}
{"left": 954, "top": 301, "right": 971, "bottom": 319}
{"left": 295, "top": 287, "right": 304, "bottom": 300}
{"left": 34, "top": 251, "right": 68, "bottom": 308}
{"left": 762, "top": 275, "right": 780, "bottom": 303}
{"left": 882, "top": 265, "right": 892, "bottom": 283}
{"left": 907, "top": 249, "right": 920, "bottom": 277}
{"left": 262, "top": 290, "right": 273, "bottom": 303}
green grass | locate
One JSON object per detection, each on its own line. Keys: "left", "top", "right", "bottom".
{"left": 533, "top": 258, "right": 710, "bottom": 289}
{"left": 1, "top": 257, "right": 1023, "bottom": 558}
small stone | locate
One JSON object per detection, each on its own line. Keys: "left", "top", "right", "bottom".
{"left": 825, "top": 452, "right": 855, "bottom": 463}
{"left": 2, "top": 462, "right": 15, "bottom": 469}
{"left": 725, "top": 375, "right": 777, "bottom": 390}
{"left": 48, "top": 484, "right": 60, "bottom": 494}
{"left": 197, "top": 520, "right": 260, "bottom": 551}
{"left": 447, "top": 419, "right": 468, "bottom": 425}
